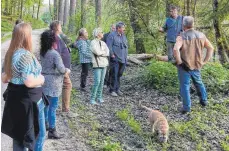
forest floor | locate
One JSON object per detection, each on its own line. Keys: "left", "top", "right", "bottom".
{"left": 1, "top": 29, "right": 229, "bottom": 151}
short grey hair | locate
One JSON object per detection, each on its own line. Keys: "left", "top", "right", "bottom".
{"left": 78, "top": 28, "right": 87, "bottom": 36}
{"left": 183, "top": 16, "right": 194, "bottom": 28}
{"left": 93, "top": 27, "right": 103, "bottom": 38}
{"left": 116, "top": 22, "right": 125, "bottom": 29}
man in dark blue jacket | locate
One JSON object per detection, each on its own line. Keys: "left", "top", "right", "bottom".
{"left": 159, "top": 5, "right": 183, "bottom": 62}
{"left": 106, "top": 22, "right": 128, "bottom": 97}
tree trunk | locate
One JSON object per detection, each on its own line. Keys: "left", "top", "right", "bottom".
{"left": 49, "top": 0, "right": 53, "bottom": 20}
{"left": 69, "top": 0, "right": 76, "bottom": 32}
{"left": 37, "top": 0, "right": 41, "bottom": 19}
{"left": 58, "top": 0, "right": 64, "bottom": 23}
{"left": 20, "top": 0, "right": 23, "bottom": 19}
{"left": 192, "top": 0, "right": 197, "bottom": 18}
{"left": 5, "top": 0, "right": 9, "bottom": 15}
{"left": 63, "top": 0, "right": 69, "bottom": 26}
{"left": 213, "top": 0, "right": 229, "bottom": 64}
{"left": 81, "top": 0, "right": 87, "bottom": 27}
{"left": 128, "top": 0, "right": 146, "bottom": 54}
{"left": 187, "top": 0, "right": 191, "bottom": 15}
{"left": 95, "top": 0, "right": 102, "bottom": 27}
{"left": 32, "top": 5, "right": 35, "bottom": 18}
{"left": 54, "top": 0, "right": 58, "bottom": 20}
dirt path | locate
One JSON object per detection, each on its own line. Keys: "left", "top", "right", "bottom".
{"left": 1, "top": 29, "right": 90, "bottom": 151}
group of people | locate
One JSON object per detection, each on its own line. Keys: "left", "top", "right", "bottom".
{"left": 158, "top": 6, "right": 214, "bottom": 114}
{"left": 1, "top": 20, "right": 128, "bottom": 151}
{"left": 1, "top": 4, "right": 214, "bottom": 151}
{"left": 1, "top": 20, "right": 75, "bottom": 151}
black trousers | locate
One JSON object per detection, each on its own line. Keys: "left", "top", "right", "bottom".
{"left": 80, "top": 63, "right": 91, "bottom": 88}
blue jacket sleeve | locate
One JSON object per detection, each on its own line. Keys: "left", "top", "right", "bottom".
{"left": 106, "top": 34, "right": 114, "bottom": 56}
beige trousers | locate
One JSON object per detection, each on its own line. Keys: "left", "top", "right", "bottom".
{"left": 62, "top": 74, "right": 72, "bottom": 112}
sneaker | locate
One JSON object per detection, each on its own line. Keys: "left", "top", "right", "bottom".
{"left": 116, "top": 90, "right": 123, "bottom": 96}
{"left": 48, "top": 127, "right": 64, "bottom": 139}
{"left": 110, "top": 92, "right": 118, "bottom": 97}
{"left": 98, "top": 99, "right": 104, "bottom": 103}
{"left": 90, "top": 100, "right": 98, "bottom": 105}
{"left": 178, "top": 107, "right": 190, "bottom": 114}
{"left": 80, "top": 87, "right": 87, "bottom": 92}
{"left": 200, "top": 101, "right": 208, "bottom": 107}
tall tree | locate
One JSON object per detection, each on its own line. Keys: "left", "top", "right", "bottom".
{"left": 81, "top": 0, "right": 87, "bottom": 27}
{"left": 128, "top": 0, "right": 146, "bottom": 54}
{"left": 54, "top": 0, "right": 58, "bottom": 20}
{"left": 58, "top": 0, "right": 64, "bottom": 22}
{"left": 20, "top": 0, "right": 23, "bottom": 18}
{"left": 37, "top": 0, "right": 41, "bottom": 19}
{"left": 95, "top": 0, "right": 102, "bottom": 27}
{"left": 63, "top": 0, "right": 69, "bottom": 26}
{"left": 69, "top": 0, "right": 76, "bottom": 32}
{"left": 49, "top": 0, "right": 53, "bottom": 20}
{"left": 5, "top": 0, "right": 9, "bottom": 14}
{"left": 213, "top": 0, "right": 229, "bottom": 64}
{"left": 187, "top": 0, "right": 191, "bottom": 15}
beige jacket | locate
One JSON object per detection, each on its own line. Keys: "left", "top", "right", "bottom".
{"left": 90, "top": 39, "right": 110, "bottom": 68}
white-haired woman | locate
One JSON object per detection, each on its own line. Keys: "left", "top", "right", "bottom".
{"left": 90, "top": 28, "right": 109, "bottom": 104}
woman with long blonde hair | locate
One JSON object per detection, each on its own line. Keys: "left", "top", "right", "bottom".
{"left": 1, "top": 23, "right": 47, "bottom": 151}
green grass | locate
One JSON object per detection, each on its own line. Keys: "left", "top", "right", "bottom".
{"left": 143, "top": 61, "right": 229, "bottom": 96}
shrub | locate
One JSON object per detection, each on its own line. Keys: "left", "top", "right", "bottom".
{"left": 143, "top": 60, "right": 229, "bottom": 96}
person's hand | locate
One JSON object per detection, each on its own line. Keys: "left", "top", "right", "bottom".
{"left": 159, "top": 27, "right": 164, "bottom": 33}
{"left": 39, "top": 75, "right": 45, "bottom": 85}
{"left": 111, "top": 55, "right": 115, "bottom": 58}
{"left": 64, "top": 68, "right": 71, "bottom": 77}
{"left": 202, "top": 61, "right": 207, "bottom": 66}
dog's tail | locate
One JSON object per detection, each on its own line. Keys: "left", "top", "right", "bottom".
{"left": 139, "top": 100, "right": 152, "bottom": 112}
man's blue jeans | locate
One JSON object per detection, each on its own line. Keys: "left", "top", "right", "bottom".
{"left": 177, "top": 66, "right": 207, "bottom": 111}
{"left": 34, "top": 99, "right": 46, "bottom": 151}
{"left": 44, "top": 96, "right": 58, "bottom": 129}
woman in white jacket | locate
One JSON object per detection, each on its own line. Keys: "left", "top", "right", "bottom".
{"left": 90, "top": 28, "right": 109, "bottom": 104}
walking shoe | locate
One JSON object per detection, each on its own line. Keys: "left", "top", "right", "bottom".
{"left": 178, "top": 107, "right": 190, "bottom": 114}
{"left": 116, "top": 90, "right": 123, "bottom": 96}
{"left": 200, "top": 101, "right": 208, "bottom": 107}
{"left": 110, "top": 92, "right": 118, "bottom": 97}
{"left": 90, "top": 100, "right": 98, "bottom": 105}
{"left": 98, "top": 99, "right": 104, "bottom": 103}
{"left": 80, "top": 87, "right": 87, "bottom": 92}
{"left": 48, "top": 127, "right": 64, "bottom": 139}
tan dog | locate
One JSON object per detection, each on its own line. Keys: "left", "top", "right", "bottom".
{"left": 139, "top": 101, "right": 169, "bottom": 143}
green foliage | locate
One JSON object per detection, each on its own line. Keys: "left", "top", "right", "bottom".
{"left": 143, "top": 61, "right": 229, "bottom": 95}
{"left": 102, "top": 140, "right": 122, "bottom": 151}
{"left": 221, "top": 140, "right": 229, "bottom": 151}
{"left": 23, "top": 15, "right": 47, "bottom": 29}
{"left": 116, "top": 108, "right": 142, "bottom": 134}
{"left": 144, "top": 60, "right": 179, "bottom": 95}
{"left": 116, "top": 109, "right": 129, "bottom": 121}
{"left": 1, "top": 19, "right": 13, "bottom": 33}
{"left": 201, "top": 63, "right": 229, "bottom": 95}
{"left": 127, "top": 117, "right": 142, "bottom": 134}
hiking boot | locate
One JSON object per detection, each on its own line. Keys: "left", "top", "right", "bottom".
{"left": 110, "top": 92, "right": 118, "bottom": 97}
{"left": 48, "top": 128, "right": 64, "bottom": 139}
{"left": 116, "top": 90, "right": 123, "bottom": 96}
{"left": 200, "top": 101, "right": 208, "bottom": 107}
{"left": 178, "top": 107, "right": 190, "bottom": 114}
